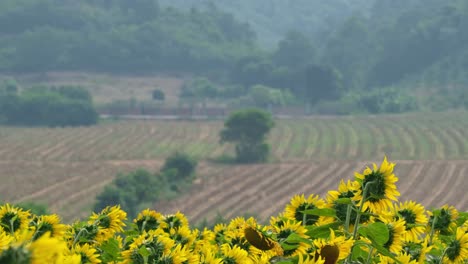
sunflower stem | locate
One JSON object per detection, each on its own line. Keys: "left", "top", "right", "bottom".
{"left": 365, "top": 247, "right": 374, "bottom": 264}
{"left": 429, "top": 215, "right": 438, "bottom": 246}
{"left": 352, "top": 181, "right": 374, "bottom": 239}
{"left": 344, "top": 204, "right": 352, "bottom": 237}
{"left": 439, "top": 247, "right": 448, "bottom": 264}
{"left": 72, "top": 228, "right": 87, "bottom": 247}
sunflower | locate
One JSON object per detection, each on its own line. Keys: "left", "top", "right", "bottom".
{"left": 0, "top": 204, "right": 31, "bottom": 234}
{"left": 379, "top": 252, "right": 418, "bottom": 264}
{"left": 163, "top": 212, "right": 189, "bottom": 231}
{"left": 29, "top": 232, "right": 70, "bottom": 264}
{"left": 0, "top": 231, "right": 12, "bottom": 253}
{"left": 312, "top": 229, "right": 354, "bottom": 262}
{"left": 380, "top": 217, "right": 406, "bottom": 254}
{"left": 393, "top": 201, "right": 428, "bottom": 242}
{"left": 199, "top": 246, "right": 223, "bottom": 264}
{"left": 220, "top": 244, "right": 252, "bottom": 264}
{"left": 402, "top": 237, "right": 432, "bottom": 264}
{"left": 88, "top": 206, "right": 126, "bottom": 242}
{"left": 72, "top": 243, "right": 101, "bottom": 264}
{"left": 284, "top": 194, "right": 328, "bottom": 226}
{"left": 326, "top": 180, "right": 370, "bottom": 227}
{"left": 134, "top": 209, "right": 166, "bottom": 233}
{"left": 353, "top": 157, "right": 400, "bottom": 213}
{"left": 427, "top": 205, "right": 459, "bottom": 235}
{"left": 298, "top": 254, "right": 325, "bottom": 264}
{"left": 442, "top": 227, "right": 468, "bottom": 263}
{"left": 33, "top": 214, "right": 67, "bottom": 240}
{"left": 169, "top": 225, "right": 196, "bottom": 247}
{"left": 121, "top": 231, "right": 175, "bottom": 263}
{"left": 273, "top": 220, "right": 310, "bottom": 257}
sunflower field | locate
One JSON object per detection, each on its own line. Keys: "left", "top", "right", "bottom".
{"left": 0, "top": 158, "right": 467, "bottom": 263}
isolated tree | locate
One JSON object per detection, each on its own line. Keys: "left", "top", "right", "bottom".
{"left": 152, "top": 89, "right": 165, "bottom": 101}
{"left": 220, "top": 109, "right": 274, "bottom": 163}
{"left": 161, "top": 152, "right": 197, "bottom": 182}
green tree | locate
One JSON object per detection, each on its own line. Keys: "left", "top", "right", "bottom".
{"left": 220, "top": 109, "right": 274, "bottom": 163}
{"left": 161, "top": 152, "right": 197, "bottom": 182}
{"left": 152, "top": 89, "right": 165, "bottom": 101}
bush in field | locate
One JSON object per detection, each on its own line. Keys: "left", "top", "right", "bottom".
{"left": 0, "top": 85, "right": 97, "bottom": 126}
{"left": 220, "top": 108, "right": 274, "bottom": 163}
{"left": 2, "top": 157, "right": 467, "bottom": 263}
{"left": 151, "top": 89, "right": 165, "bottom": 101}
{"left": 161, "top": 152, "right": 197, "bottom": 182}
{"left": 94, "top": 169, "right": 166, "bottom": 218}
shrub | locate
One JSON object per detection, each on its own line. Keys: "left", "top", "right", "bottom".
{"left": 161, "top": 152, "right": 197, "bottom": 182}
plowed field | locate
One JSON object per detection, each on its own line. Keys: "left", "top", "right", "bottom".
{"left": 0, "top": 112, "right": 467, "bottom": 222}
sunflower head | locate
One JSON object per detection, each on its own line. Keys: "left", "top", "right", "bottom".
{"left": 134, "top": 209, "right": 166, "bottom": 233}
{"left": 393, "top": 201, "right": 428, "bottom": 242}
{"left": 0, "top": 204, "right": 31, "bottom": 235}
{"left": 427, "top": 205, "right": 459, "bottom": 235}
{"left": 33, "top": 214, "right": 67, "bottom": 240}
{"left": 443, "top": 227, "right": 468, "bottom": 264}
{"left": 284, "top": 194, "right": 327, "bottom": 226}
{"left": 354, "top": 157, "right": 400, "bottom": 213}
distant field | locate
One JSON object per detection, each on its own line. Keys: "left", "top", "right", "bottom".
{"left": 0, "top": 112, "right": 468, "bottom": 161}
{"left": 0, "top": 112, "right": 467, "bottom": 222}
{"left": 1, "top": 72, "right": 185, "bottom": 105}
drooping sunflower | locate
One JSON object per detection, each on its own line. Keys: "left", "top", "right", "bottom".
{"left": 312, "top": 229, "right": 354, "bottom": 262}
{"left": 393, "top": 201, "right": 428, "bottom": 242}
{"left": 380, "top": 217, "right": 406, "bottom": 254}
{"left": 326, "top": 180, "right": 370, "bottom": 227}
{"left": 353, "top": 157, "right": 400, "bottom": 213}
{"left": 88, "top": 205, "right": 126, "bottom": 242}
{"left": 220, "top": 244, "right": 252, "bottom": 264}
{"left": 427, "top": 205, "right": 459, "bottom": 235}
{"left": 402, "top": 237, "right": 432, "bottom": 264}
{"left": 33, "top": 214, "right": 67, "bottom": 240}
{"left": 0, "top": 204, "right": 31, "bottom": 234}
{"left": 284, "top": 194, "right": 328, "bottom": 226}
{"left": 442, "top": 226, "right": 468, "bottom": 264}
{"left": 134, "top": 209, "right": 166, "bottom": 233}
{"left": 72, "top": 243, "right": 101, "bottom": 264}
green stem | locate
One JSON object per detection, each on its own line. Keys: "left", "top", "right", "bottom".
{"left": 365, "top": 247, "right": 374, "bottom": 264}
{"left": 344, "top": 204, "right": 352, "bottom": 237}
{"left": 429, "top": 215, "right": 438, "bottom": 246}
{"left": 352, "top": 181, "right": 373, "bottom": 239}
{"left": 439, "top": 247, "right": 448, "bottom": 264}
{"left": 72, "top": 228, "right": 87, "bottom": 247}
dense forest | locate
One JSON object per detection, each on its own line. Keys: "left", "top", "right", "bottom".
{"left": 1, "top": 0, "right": 468, "bottom": 114}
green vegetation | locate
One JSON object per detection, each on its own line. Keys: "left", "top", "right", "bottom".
{"left": 220, "top": 109, "right": 274, "bottom": 163}
{"left": 15, "top": 201, "right": 49, "bottom": 216}
{"left": 94, "top": 152, "right": 197, "bottom": 218}
{"left": 0, "top": 84, "right": 97, "bottom": 126}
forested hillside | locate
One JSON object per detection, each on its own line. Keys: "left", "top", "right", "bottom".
{"left": 159, "top": 0, "right": 375, "bottom": 48}
{"left": 1, "top": 0, "right": 468, "bottom": 113}
{"left": 0, "top": 0, "right": 257, "bottom": 74}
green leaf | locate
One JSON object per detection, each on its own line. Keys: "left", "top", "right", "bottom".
{"left": 301, "top": 208, "right": 336, "bottom": 217}
{"left": 100, "top": 238, "right": 121, "bottom": 262}
{"left": 335, "top": 198, "right": 352, "bottom": 204}
{"left": 359, "top": 222, "right": 389, "bottom": 246}
{"left": 305, "top": 222, "right": 341, "bottom": 239}
{"left": 284, "top": 233, "right": 312, "bottom": 245}
{"left": 138, "top": 246, "right": 151, "bottom": 258}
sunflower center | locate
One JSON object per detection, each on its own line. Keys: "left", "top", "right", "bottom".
{"left": 446, "top": 239, "right": 461, "bottom": 261}
{"left": 1, "top": 212, "right": 21, "bottom": 233}
{"left": 294, "top": 203, "right": 319, "bottom": 225}
{"left": 34, "top": 222, "right": 54, "bottom": 240}
{"left": 99, "top": 215, "right": 111, "bottom": 229}
{"left": 399, "top": 209, "right": 416, "bottom": 225}
{"left": 231, "top": 237, "right": 250, "bottom": 251}
{"left": 136, "top": 217, "right": 158, "bottom": 232}
{"left": 383, "top": 225, "right": 395, "bottom": 249}
{"left": 223, "top": 257, "right": 237, "bottom": 264}
{"left": 362, "top": 171, "right": 386, "bottom": 202}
